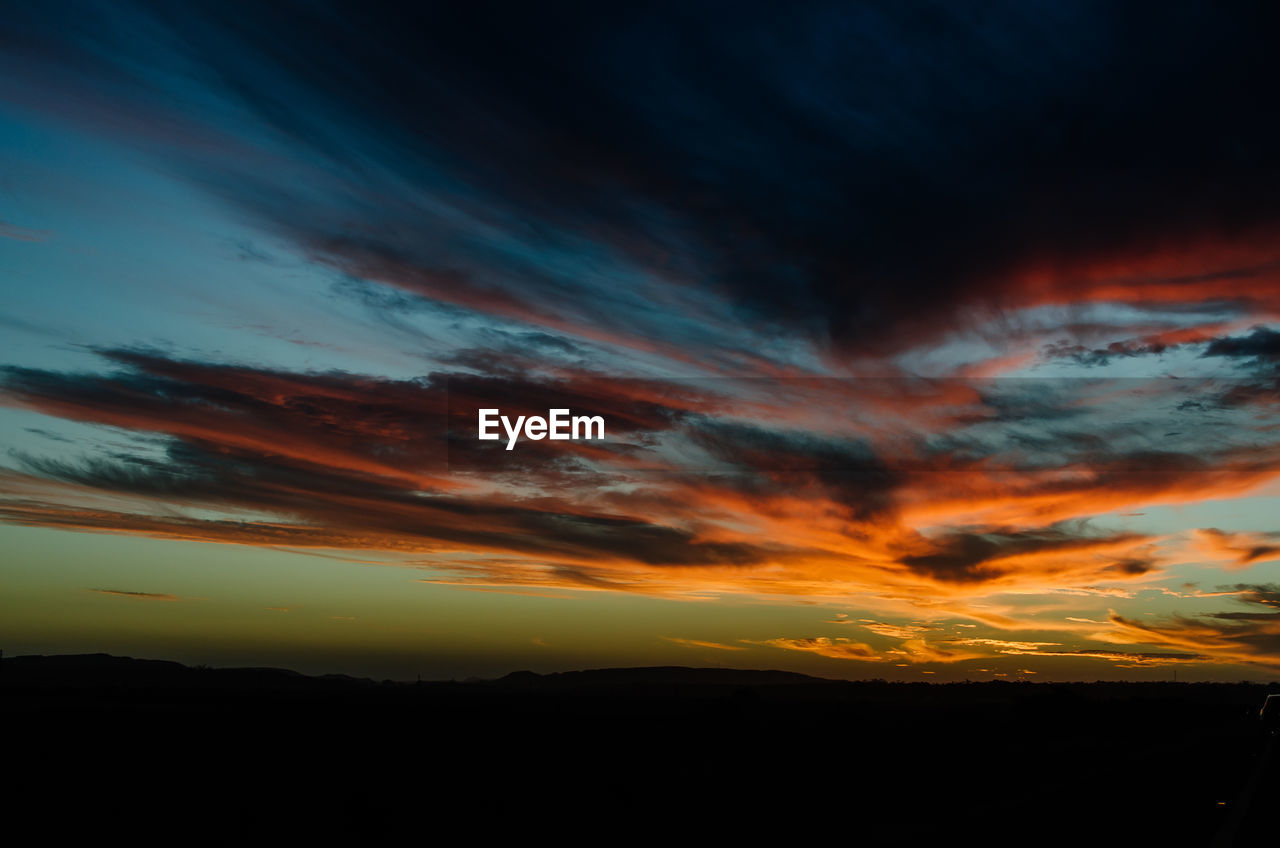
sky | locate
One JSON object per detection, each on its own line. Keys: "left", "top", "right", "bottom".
{"left": 2, "top": 0, "right": 1280, "bottom": 681}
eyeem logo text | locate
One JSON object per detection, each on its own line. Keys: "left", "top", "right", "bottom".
{"left": 478, "top": 408, "right": 605, "bottom": 450}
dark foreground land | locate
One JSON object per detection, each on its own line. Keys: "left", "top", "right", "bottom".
{"left": 2, "top": 654, "right": 1277, "bottom": 846}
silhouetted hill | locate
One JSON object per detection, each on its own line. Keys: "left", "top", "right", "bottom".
{"left": 493, "top": 665, "right": 827, "bottom": 690}
{"left": 1, "top": 654, "right": 828, "bottom": 692}
{"left": 0, "top": 652, "right": 370, "bottom": 690}
{"left": 3, "top": 652, "right": 1279, "bottom": 845}
{"left": 3, "top": 651, "right": 190, "bottom": 681}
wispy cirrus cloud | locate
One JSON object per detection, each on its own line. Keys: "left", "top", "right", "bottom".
{"left": 750, "top": 637, "right": 882, "bottom": 662}
{"left": 89, "top": 588, "right": 180, "bottom": 601}
{"left": 1196, "top": 528, "right": 1280, "bottom": 568}
{"left": 661, "top": 637, "right": 746, "bottom": 652}
{"left": 0, "top": 221, "right": 51, "bottom": 243}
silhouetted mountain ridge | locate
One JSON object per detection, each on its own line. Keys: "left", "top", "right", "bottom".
{"left": 494, "top": 665, "right": 828, "bottom": 689}
{"left": 5, "top": 651, "right": 1279, "bottom": 845}
{"left": 0, "top": 652, "right": 363, "bottom": 689}
{"left": 1, "top": 652, "right": 830, "bottom": 690}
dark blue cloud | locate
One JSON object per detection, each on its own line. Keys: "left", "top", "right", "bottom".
{"left": 5, "top": 0, "right": 1279, "bottom": 358}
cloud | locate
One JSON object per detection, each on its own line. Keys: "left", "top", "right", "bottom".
{"left": 985, "top": 645, "right": 1206, "bottom": 667}
{"left": 3, "top": 2, "right": 1280, "bottom": 679}
{"left": 860, "top": 621, "right": 930, "bottom": 640}
{"left": 894, "top": 524, "right": 1157, "bottom": 585}
{"left": 0, "top": 352, "right": 784, "bottom": 569}
{"left": 89, "top": 589, "right": 180, "bottom": 601}
{"left": 949, "top": 638, "right": 1062, "bottom": 652}
{"left": 1202, "top": 327, "right": 1280, "bottom": 364}
{"left": 1196, "top": 528, "right": 1280, "bottom": 568}
{"left": 0, "top": 221, "right": 51, "bottom": 242}
{"left": 7, "top": 1, "right": 1280, "bottom": 360}
{"left": 661, "top": 637, "right": 746, "bottom": 652}
{"left": 756, "top": 630, "right": 989, "bottom": 665}
{"left": 751, "top": 637, "right": 882, "bottom": 662}
{"left": 4, "top": 347, "right": 1280, "bottom": 612}
{"left": 1088, "top": 603, "right": 1280, "bottom": 670}
{"left": 884, "top": 639, "right": 983, "bottom": 664}
{"left": 1041, "top": 324, "right": 1229, "bottom": 367}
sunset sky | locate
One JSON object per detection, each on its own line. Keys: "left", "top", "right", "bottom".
{"left": 3, "top": 1, "right": 1280, "bottom": 681}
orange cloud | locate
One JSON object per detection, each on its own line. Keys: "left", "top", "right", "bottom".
{"left": 1195, "top": 528, "right": 1280, "bottom": 568}
{"left": 661, "top": 637, "right": 746, "bottom": 652}
{"left": 751, "top": 637, "right": 882, "bottom": 662}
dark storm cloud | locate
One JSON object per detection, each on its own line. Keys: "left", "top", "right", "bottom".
{"left": 5, "top": 1, "right": 1280, "bottom": 355}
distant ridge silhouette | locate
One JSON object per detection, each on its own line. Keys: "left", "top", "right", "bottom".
{"left": 495, "top": 665, "right": 829, "bottom": 689}
{"left": 1, "top": 652, "right": 361, "bottom": 689}
{"left": 4, "top": 651, "right": 1275, "bottom": 845}
{"left": 0, "top": 652, "right": 830, "bottom": 690}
